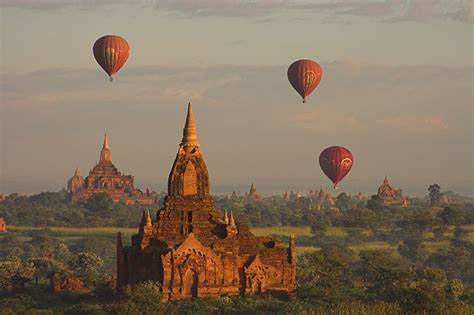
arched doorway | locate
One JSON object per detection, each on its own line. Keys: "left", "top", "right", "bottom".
{"left": 184, "top": 269, "right": 198, "bottom": 297}
{"left": 253, "top": 279, "right": 262, "bottom": 294}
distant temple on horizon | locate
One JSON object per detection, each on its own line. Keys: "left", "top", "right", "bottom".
{"left": 117, "top": 103, "right": 296, "bottom": 301}
{"left": 67, "top": 135, "right": 154, "bottom": 205}
{"left": 377, "top": 176, "right": 409, "bottom": 207}
{"left": 309, "top": 187, "right": 336, "bottom": 210}
{"left": 246, "top": 182, "right": 262, "bottom": 202}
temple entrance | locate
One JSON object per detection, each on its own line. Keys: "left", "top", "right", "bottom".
{"left": 250, "top": 277, "right": 263, "bottom": 294}
{"left": 184, "top": 269, "right": 198, "bottom": 297}
{"left": 253, "top": 280, "right": 262, "bottom": 294}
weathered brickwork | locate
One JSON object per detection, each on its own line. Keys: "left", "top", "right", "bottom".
{"left": 117, "top": 103, "right": 296, "bottom": 301}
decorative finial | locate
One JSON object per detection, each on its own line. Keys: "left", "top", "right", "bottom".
{"left": 229, "top": 210, "right": 236, "bottom": 227}
{"left": 223, "top": 209, "right": 229, "bottom": 225}
{"left": 145, "top": 210, "right": 152, "bottom": 226}
{"left": 100, "top": 133, "right": 112, "bottom": 161}
{"left": 181, "top": 102, "right": 199, "bottom": 149}
{"left": 74, "top": 165, "right": 80, "bottom": 176}
{"left": 103, "top": 133, "right": 110, "bottom": 149}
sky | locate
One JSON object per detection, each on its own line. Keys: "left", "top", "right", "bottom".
{"left": 0, "top": 0, "right": 473, "bottom": 197}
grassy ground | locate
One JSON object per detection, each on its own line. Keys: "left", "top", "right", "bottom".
{"left": 4, "top": 225, "right": 473, "bottom": 256}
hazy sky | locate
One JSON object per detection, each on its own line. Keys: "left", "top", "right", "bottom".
{"left": 1, "top": 0, "right": 473, "bottom": 196}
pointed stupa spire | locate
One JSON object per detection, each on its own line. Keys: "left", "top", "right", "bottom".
{"left": 100, "top": 133, "right": 112, "bottom": 162}
{"left": 74, "top": 165, "right": 80, "bottom": 176}
{"left": 103, "top": 133, "right": 110, "bottom": 149}
{"left": 181, "top": 102, "right": 199, "bottom": 150}
{"left": 250, "top": 182, "right": 256, "bottom": 194}
{"left": 223, "top": 209, "right": 229, "bottom": 225}
{"left": 229, "top": 209, "right": 236, "bottom": 226}
{"left": 383, "top": 175, "right": 389, "bottom": 185}
{"left": 145, "top": 210, "right": 152, "bottom": 226}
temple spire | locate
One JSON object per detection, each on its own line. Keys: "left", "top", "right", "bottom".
{"left": 100, "top": 133, "right": 112, "bottom": 162}
{"left": 74, "top": 165, "right": 80, "bottom": 176}
{"left": 145, "top": 210, "right": 152, "bottom": 226}
{"left": 383, "top": 175, "right": 389, "bottom": 185}
{"left": 181, "top": 102, "right": 199, "bottom": 150}
{"left": 103, "top": 133, "right": 110, "bottom": 149}
{"left": 223, "top": 209, "right": 229, "bottom": 225}
{"left": 229, "top": 209, "right": 236, "bottom": 227}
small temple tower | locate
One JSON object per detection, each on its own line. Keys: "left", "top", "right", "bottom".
{"left": 118, "top": 103, "right": 296, "bottom": 301}
{"left": 67, "top": 166, "right": 84, "bottom": 194}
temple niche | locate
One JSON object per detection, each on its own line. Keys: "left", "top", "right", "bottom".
{"left": 377, "top": 176, "right": 410, "bottom": 207}
{"left": 117, "top": 103, "right": 296, "bottom": 301}
{"left": 67, "top": 135, "right": 154, "bottom": 205}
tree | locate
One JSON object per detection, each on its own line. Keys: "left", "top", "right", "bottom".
{"left": 71, "top": 252, "right": 104, "bottom": 287}
{"left": 428, "top": 184, "right": 443, "bottom": 206}
{"left": 0, "top": 255, "right": 36, "bottom": 293}
{"left": 357, "top": 250, "right": 415, "bottom": 302}
{"left": 367, "top": 195, "right": 383, "bottom": 211}
{"left": 432, "top": 226, "right": 447, "bottom": 241}
{"left": 28, "top": 257, "right": 63, "bottom": 286}
{"left": 398, "top": 237, "right": 427, "bottom": 263}
{"left": 439, "top": 207, "right": 464, "bottom": 226}
{"left": 310, "top": 212, "right": 331, "bottom": 238}
{"left": 297, "top": 245, "right": 355, "bottom": 304}
{"left": 83, "top": 192, "right": 114, "bottom": 212}
{"left": 75, "top": 252, "right": 104, "bottom": 274}
{"left": 335, "top": 193, "right": 351, "bottom": 211}
{"left": 110, "top": 281, "right": 163, "bottom": 314}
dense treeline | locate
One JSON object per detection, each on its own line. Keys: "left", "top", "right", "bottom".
{"left": 0, "top": 191, "right": 163, "bottom": 228}
{"left": 1, "top": 189, "right": 472, "bottom": 229}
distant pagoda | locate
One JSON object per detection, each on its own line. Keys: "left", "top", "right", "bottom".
{"left": 67, "top": 134, "right": 153, "bottom": 205}
{"left": 377, "top": 176, "right": 409, "bottom": 207}
{"left": 246, "top": 182, "right": 262, "bottom": 202}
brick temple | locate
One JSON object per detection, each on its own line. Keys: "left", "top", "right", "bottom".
{"left": 67, "top": 135, "right": 154, "bottom": 205}
{"left": 377, "top": 176, "right": 409, "bottom": 207}
{"left": 117, "top": 103, "right": 296, "bottom": 301}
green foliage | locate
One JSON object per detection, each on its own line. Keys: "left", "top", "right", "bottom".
{"left": 0, "top": 255, "right": 36, "bottom": 293}
{"left": 335, "top": 192, "right": 351, "bottom": 211}
{"left": 83, "top": 193, "right": 114, "bottom": 213}
{"left": 109, "top": 281, "right": 163, "bottom": 314}
{"left": 75, "top": 252, "right": 104, "bottom": 273}
{"left": 0, "top": 191, "right": 158, "bottom": 228}
{"left": 367, "top": 194, "right": 383, "bottom": 211}
{"left": 439, "top": 207, "right": 465, "bottom": 226}
{"left": 428, "top": 183, "right": 443, "bottom": 206}
{"left": 71, "top": 252, "right": 104, "bottom": 287}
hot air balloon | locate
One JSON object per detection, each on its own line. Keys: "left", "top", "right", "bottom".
{"left": 93, "top": 35, "right": 130, "bottom": 81}
{"left": 287, "top": 59, "right": 323, "bottom": 103}
{"left": 319, "top": 146, "right": 353, "bottom": 189}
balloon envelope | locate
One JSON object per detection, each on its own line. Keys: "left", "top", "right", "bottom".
{"left": 287, "top": 59, "right": 323, "bottom": 103}
{"left": 93, "top": 35, "right": 130, "bottom": 81}
{"left": 319, "top": 146, "right": 353, "bottom": 188}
